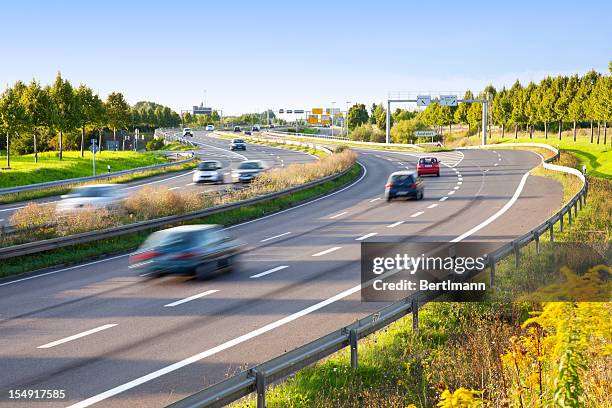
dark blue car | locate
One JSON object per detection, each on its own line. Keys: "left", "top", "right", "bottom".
{"left": 129, "top": 225, "right": 242, "bottom": 279}
{"left": 384, "top": 171, "right": 424, "bottom": 201}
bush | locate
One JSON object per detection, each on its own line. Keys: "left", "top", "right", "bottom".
{"left": 146, "top": 138, "right": 165, "bottom": 151}
{"left": 349, "top": 124, "right": 373, "bottom": 142}
{"left": 123, "top": 186, "right": 202, "bottom": 220}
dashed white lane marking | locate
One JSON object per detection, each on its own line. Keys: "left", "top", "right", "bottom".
{"left": 356, "top": 232, "right": 378, "bottom": 241}
{"left": 498, "top": 157, "right": 502, "bottom": 161}
{"left": 312, "top": 247, "right": 342, "bottom": 257}
{"left": 427, "top": 203, "right": 439, "bottom": 209}
{"left": 458, "top": 177, "right": 463, "bottom": 181}
{"left": 457, "top": 181, "right": 463, "bottom": 185}
{"left": 0, "top": 218, "right": 4, "bottom": 222}
{"left": 439, "top": 197, "right": 449, "bottom": 202}
{"left": 453, "top": 186, "right": 460, "bottom": 190}
{"left": 494, "top": 163, "right": 499, "bottom": 167}
{"left": 185, "top": 182, "right": 196, "bottom": 186}
{"left": 387, "top": 221, "right": 404, "bottom": 228}
{"left": 37, "top": 324, "right": 117, "bottom": 349}
{"left": 448, "top": 191, "right": 456, "bottom": 195}
{"left": 410, "top": 211, "right": 424, "bottom": 218}
{"left": 164, "top": 290, "right": 219, "bottom": 307}
{"left": 260, "top": 232, "right": 291, "bottom": 242}
{"left": 369, "top": 197, "right": 382, "bottom": 202}
{"left": 329, "top": 211, "right": 347, "bottom": 219}
{"left": 250, "top": 265, "right": 289, "bottom": 279}
{"left": 167, "top": 186, "right": 181, "bottom": 191}
{"left": 0, "top": 205, "right": 26, "bottom": 213}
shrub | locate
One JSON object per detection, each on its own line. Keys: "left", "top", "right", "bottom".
{"left": 146, "top": 138, "right": 165, "bottom": 151}
{"left": 57, "top": 207, "right": 118, "bottom": 236}
{"left": 350, "top": 124, "right": 373, "bottom": 142}
{"left": 123, "top": 186, "right": 202, "bottom": 220}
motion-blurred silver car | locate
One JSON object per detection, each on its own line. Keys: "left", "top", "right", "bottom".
{"left": 231, "top": 160, "right": 266, "bottom": 183}
{"left": 193, "top": 160, "right": 223, "bottom": 184}
{"left": 129, "top": 225, "right": 242, "bottom": 279}
{"left": 56, "top": 184, "right": 126, "bottom": 212}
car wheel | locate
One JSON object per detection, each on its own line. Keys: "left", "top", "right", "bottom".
{"left": 419, "top": 191, "right": 424, "bottom": 200}
{"left": 386, "top": 196, "right": 392, "bottom": 202}
{"left": 437, "top": 172, "right": 440, "bottom": 177}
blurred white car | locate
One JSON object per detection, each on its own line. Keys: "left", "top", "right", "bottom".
{"left": 56, "top": 184, "right": 126, "bottom": 212}
{"left": 193, "top": 160, "right": 223, "bottom": 184}
{"left": 231, "top": 160, "right": 267, "bottom": 183}
{"left": 205, "top": 124, "right": 215, "bottom": 131}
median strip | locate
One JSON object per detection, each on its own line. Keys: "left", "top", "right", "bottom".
{"left": 37, "top": 324, "right": 117, "bottom": 349}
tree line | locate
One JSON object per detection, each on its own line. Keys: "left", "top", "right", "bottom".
{"left": 0, "top": 72, "right": 181, "bottom": 165}
{"left": 346, "top": 64, "right": 612, "bottom": 144}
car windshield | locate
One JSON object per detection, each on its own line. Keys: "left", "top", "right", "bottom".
{"left": 198, "top": 162, "right": 218, "bottom": 170}
{"left": 238, "top": 162, "right": 260, "bottom": 170}
{"left": 419, "top": 158, "right": 436, "bottom": 164}
{"left": 234, "top": 139, "right": 245, "bottom": 143}
{"left": 184, "top": 128, "right": 191, "bottom": 131}
{"left": 72, "top": 186, "right": 116, "bottom": 197}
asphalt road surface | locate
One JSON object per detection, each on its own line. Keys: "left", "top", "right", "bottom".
{"left": 0, "top": 132, "right": 314, "bottom": 227}
{"left": 0, "top": 146, "right": 563, "bottom": 407}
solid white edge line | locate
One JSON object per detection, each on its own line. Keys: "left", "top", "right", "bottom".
{"left": 249, "top": 265, "right": 289, "bottom": 279}
{"left": 0, "top": 205, "right": 27, "bottom": 213}
{"left": 312, "top": 246, "right": 342, "bottom": 257}
{"left": 410, "top": 211, "right": 424, "bottom": 218}
{"left": 260, "top": 232, "right": 291, "bottom": 242}
{"left": 387, "top": 221, "right": 404, "bottom": 228}
{"left": 0, "top": 163, "right": 367, "bottom": 288}
{"left": 163, "top": 290, "right": 219, "bottom": 307}
{"left": 69, "top": 169, "right": 532, "bottom": 408}
{"left": 167, "top": 187, "right": 181, "bottom": 191}
{"left": 37, "top": 324, "right": 117, "bottom": 349}
{"left": 329, "top": 211, "right": 348, "bottom": 219}
{"left": 369, "top": 197, "right": 381, "bottom": 202}
{"left": 355, "top": 232, "right": 378, "bottom": 241}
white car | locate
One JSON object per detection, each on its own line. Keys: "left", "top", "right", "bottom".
{"left": 193, "top": 160, "right": 223, "bottom": 184}
{"left": 205, "top": 124, "right": 215, "bottom": 131}
{"left": 232, "top": 160, "right": 267, "bottom": 183}
{"left": 183, "top": 128, "right": 193, "bottom": 137}
{"left": 56, "top": 184, "right": 126, "bottom": 212}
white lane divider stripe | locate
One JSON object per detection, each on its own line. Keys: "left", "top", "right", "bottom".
{"left": 68, "top": 171, "right": 532, "bottom": 408}
{"left": 185, "top": 182, "right": 196, "bottom": 186}
{"left": 329, "top": 211, "right": 347, "bottom": 219}
{"left": 37, "top": 324, "right": 117, "bottom": 349}
{"left": 0, "top": 205, "right": 26, "bottom": 213}
{"left": 457, "top": 182, "right": 462, "bottom": 185}
{"left": 260, "top": 232, "right": 291, "bottom": 242}
{"left": 250, "top": 265, "right": 289, "bottom": 279}
{"left": 427, "top": 203, "right": 439, "bottom": 209}
{"left": 410, "top": 211, "right": 424, "bottom": 218}
{"left": 163, "top": 290, "right": 219, "bottom": 307}
{"left": 312, "top": 247, "right": 342, "bottom": 257}
{"left": 167, "top": 186, "right": 181, "bottom": 191}
{"left": 369, "top": 197, "right": 382, "bottom": 202}
{"left": 356, "top": 232, "right": 378, "bottom": 241}
{"left": 439, "top": 197, "right": 448, "bottom": 202}
{"left": 448, "top": 191, "right": 456, "bottom": 195}
{"left": 387, "top": 221, "right": 404, "bottom": 228}
{"left": 453, "top": 186, "right": 460, "bottom": 190}
{"left": 494, "top": 163, "right": 499, "bottom": 167}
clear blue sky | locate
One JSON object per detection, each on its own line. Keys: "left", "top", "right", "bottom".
{"left": 1, "top": 0, "right": 610, "bottom": 115}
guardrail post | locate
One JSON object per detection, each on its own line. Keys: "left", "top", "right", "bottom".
{"left": 534, "top": 232, "right": 540, "bottom": 254}
{"left": 349, "top": 329, "right": 358, "bottom": 369}
{"left": 514, "top": 243, "right": 520, "bottom": 271}
{"left": 579, "top": 195, "right": 583, "bottom": 210}
{"left": 559, "top": 210, "right": 564, "bottom": 232}
{"left": 568, "top": 205, "right": 572, "bottom": 225}
{"left": 411, "top": 300, "right": 419, "bottom": 333}
{"left": 574, "top": 201, "right": 578, "bottom": 217}
{"left": 254, "top": 369, "right": 266, "bottom": 408}
{"left": 549, "top": 221, "right": 555, "bottom": 242}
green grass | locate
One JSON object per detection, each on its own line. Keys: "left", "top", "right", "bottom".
{"left": 0, "top": 160, "right": 197, "bottom": 205}
{"left": 159, "top": 141, "right": 194, "bottom": 151}
{"left": 0, "top": 163, "right": 361, "bottom": 278}
{"left": 0, "top": 150, "right": 169, "bottom": 188}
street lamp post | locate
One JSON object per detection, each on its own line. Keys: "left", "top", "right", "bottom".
{"left": 345, "top": 101, "right": 351, "bottom": 138}
{"left": 331, "top": 102, "right": 336, "bottom": 138}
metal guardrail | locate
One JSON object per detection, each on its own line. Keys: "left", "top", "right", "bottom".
{"left": 265, "top": 130, "right": 424, "bottom": 150}
{"left": 0, "top": 164, "right": 355, "bottom": 260}
{"left": 0, "top": 150, "right": 195, "bottom": 197}
{"left": 168, "top": 145, "right": 588, "bottom": 408}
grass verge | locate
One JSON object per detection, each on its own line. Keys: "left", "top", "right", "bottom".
{"left": 0, "top": 163, "right": 362, "bottom": 279}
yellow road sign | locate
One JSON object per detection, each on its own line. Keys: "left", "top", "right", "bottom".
{"left": 312, "top": 108, "right": 323, "bottom": 115}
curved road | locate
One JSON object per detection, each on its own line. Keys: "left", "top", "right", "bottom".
{"left": 0, "top": 146, "right": 562, "bottom": 407}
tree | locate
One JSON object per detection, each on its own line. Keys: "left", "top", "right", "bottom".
{"left": 555, "top": 75, "right": 575, "bottom": 140}
{"left": 467, "top": 100, "right": 482, "bottom": 135}
{"left": 75, "top": 85, "right": 105, "bottom": 157}
{"left": 524, "top": 82, "right": 539, "bottom": 138}
{"left": 492, "top": 87, "right": 512, "bottom": 138}
{"left": 509, "top": 81, "right": 525, "bottom": 138}
{"left": 369, "top": 103, "right": 378, "bottom": 125}
{"left": 49, "top": 72, "right": 78, "bottom": 159}
{"left": 347, "top": 104, "right": 369, "bottom": 130}
{"left": 0, "top": 82, "right": 29, "bottom": 168}
{"left": 390, "top": 118, "right": 427, "bottom": 143}
{"left": 20, "top": 80, "right": 54, "bottom": 162}
{"left": 568, "top": 75, "right": 586, "bottom": 141}
{"left": 105, "top": 92, "right": 131, "bottom": 149}
{"left": 454, "top": 90, "right": 473, "bottom": 134}
{"left": 581, "top": 70, "right": 600, "bottom": 143}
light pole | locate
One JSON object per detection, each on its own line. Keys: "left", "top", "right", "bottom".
{"left": 331, "top": 102, "right": 336, "bottom": 138}
{"left": 345, "top": 101, "right": 351, "bottom": 138}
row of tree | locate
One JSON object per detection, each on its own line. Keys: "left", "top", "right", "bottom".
{"left": 0, "top": 73, "right": 181, "bottom": 165}
{"left": 346, "top": 64, "right": 611, "bottom": 144}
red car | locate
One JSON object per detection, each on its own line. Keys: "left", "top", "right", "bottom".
{"left": 417, "top": 157, "right": 440, "bottom": 177}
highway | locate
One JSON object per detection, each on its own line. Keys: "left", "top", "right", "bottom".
{"left": 0, "top": 132, "right": 314, "bottom": 227}
{"left": 0, "top": 145, "right": 563, "bottom": 407}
